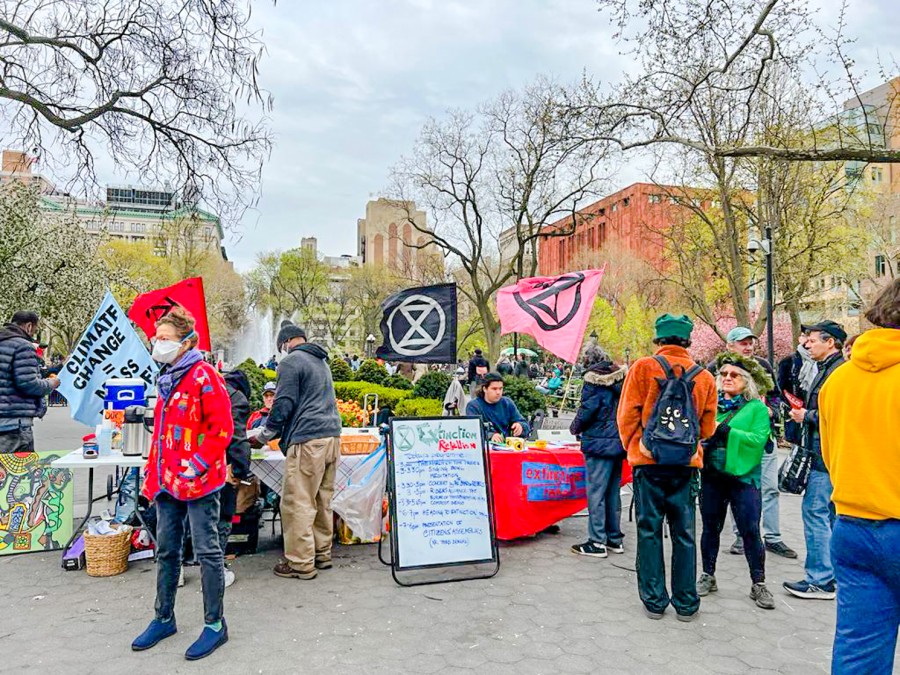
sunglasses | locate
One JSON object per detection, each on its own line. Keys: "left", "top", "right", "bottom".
{"left": 720, "top": 370, "right": 744, "bottom": 380}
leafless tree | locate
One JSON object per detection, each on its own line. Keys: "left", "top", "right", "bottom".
{"left": 389, "top": 78, "right": 612, "bottom": 362}
{"left": 572, "top": 0, "right": 898, "bottom": 164}
{"left": 0, "top": 0, "right": 273, "bottom": 220}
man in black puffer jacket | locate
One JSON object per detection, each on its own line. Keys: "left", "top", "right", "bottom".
{"left": 569, "top": 345, "right": 627, "bottom": 559}
{"left": 0, "top": 311, "right": 60, "bottom": 453}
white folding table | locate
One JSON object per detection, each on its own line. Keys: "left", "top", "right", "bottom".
{"left": 51, "top": 450, "right": 153, "bottom": 563}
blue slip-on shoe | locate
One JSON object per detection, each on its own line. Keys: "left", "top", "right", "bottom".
{"left": 185, "top": 619, "right": 229, "bottom": 661}
{"left": 132, "top": 619, "right": 177, "bottom": 651}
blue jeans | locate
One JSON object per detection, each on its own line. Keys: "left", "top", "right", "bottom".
{"left": 584, "top": 456, "right": 623, "bottom": 545}
{"left": 831, "top": 517, "right": 900, "bottom": 675}
{"left": 802, "top": 470, "right": 835, "bottom": 585}
{"left": 701, "top": 470, "right": 765, "bottom": 583}
{"left": 155, "top": 492, "right": 224, "bottom": 625}
{"left": 731, "top": 449, "right": 782, "bottom": 543}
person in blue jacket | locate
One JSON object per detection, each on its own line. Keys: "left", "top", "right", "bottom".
{"left": 569, "top": 345, "right": 627, "bottom": 559}
{"left": 466, "top": 373, "right": 530, "bottom": 442}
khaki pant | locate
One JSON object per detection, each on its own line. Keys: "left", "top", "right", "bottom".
{"left": 282, "top": 437, "right": 340, "bottom": 572}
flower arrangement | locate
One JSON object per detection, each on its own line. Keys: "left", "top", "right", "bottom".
{"left": 337, "top": 398, "right": 367, "bottom": 427}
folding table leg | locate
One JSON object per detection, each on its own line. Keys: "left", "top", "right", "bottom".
{"left": 61, "top": 467, "right": 94, "bottom": 560}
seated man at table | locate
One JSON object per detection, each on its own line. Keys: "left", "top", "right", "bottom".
{"left": 466, "top": 373, "right": 531, "bottom": 442}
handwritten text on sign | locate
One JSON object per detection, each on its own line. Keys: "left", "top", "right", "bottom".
{"left": 521, "top": 462, "right": 586, "bottom": 502}
{"left": 391, "top": 418, "right": 493, "bottom": 569}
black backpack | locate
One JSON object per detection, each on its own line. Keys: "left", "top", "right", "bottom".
{"left": 641, "top": 356, "right": 703, "bottom": 465}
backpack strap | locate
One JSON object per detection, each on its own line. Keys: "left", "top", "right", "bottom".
{"left": 653, "top": 355, "right": 675, "bottom": 379}
{"left": 683, "top": 364, "right": 704, "bottom": 383}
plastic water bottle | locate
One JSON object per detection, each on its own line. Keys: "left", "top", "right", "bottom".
{"left": 97, "top": 421, "right": 113, "bottom": 457}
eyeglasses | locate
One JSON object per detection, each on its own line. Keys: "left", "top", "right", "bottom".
{"left": 720, "top": 371, "right": 744, "bottom": 380}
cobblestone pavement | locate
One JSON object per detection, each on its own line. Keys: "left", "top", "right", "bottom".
{"left": 2, "top": 408, "right": 891, "bottom": 674}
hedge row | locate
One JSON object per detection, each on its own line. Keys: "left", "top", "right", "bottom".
{"left": 333, "top": 381, "right": 412, "bottom": 409}
{"left": 394, "top": 397, "right": 444, "bottom": 417}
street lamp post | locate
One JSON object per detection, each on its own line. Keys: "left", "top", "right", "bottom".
{"left": 365, "top": 334, "right": 376, "bottom": 359}
{"left": 748, "top": 228, "right": 775, "bottom": 363}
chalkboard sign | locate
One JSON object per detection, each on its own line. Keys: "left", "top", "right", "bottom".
{"left": 388, "top": 417, "right": 497, "bottom": 572}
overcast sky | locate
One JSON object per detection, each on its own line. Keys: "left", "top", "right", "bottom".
{"left": 223, "top": 0, "right": 895, "bottom": 271}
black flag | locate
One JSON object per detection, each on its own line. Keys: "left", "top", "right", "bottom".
{"left": 375, "top": 283, "right": 457, "bottom": 364}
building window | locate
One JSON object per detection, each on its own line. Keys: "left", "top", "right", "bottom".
{"left": 648, "top": 194, "right": 661, "bottom": 204}
{"left": 875, "top": 254, "right": 887, "bottom": 277}
{"left": 205, "top": 226, "right": 213, "bottom": 238}
{"left": 598, "top": 208, "right": 605, "bottom": 217}
{"left": 611, "top": 203, "right": 617, "bottom": 213}
{"left": 131, "top": 222, "right": 146, "bottom": 233}
{"left": 109, "top": 222, "right": 125, "bottom": 232}
{"left": 872, "top": 167, "right": 884, "bottom": 183}
{"left": 599, "top": 222, "right": 607, "bottom": 244}
{"left": 669, "top": 196, "right": 678, "bottom": 204}
{"left": 623, "top": 197, "right": 630, "bottom": 207}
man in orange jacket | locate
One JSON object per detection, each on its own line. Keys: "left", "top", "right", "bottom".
{"left": 820, "top": 279, "right": 900, "bottom": 675}
{"left": 618, "top": 314, "right": 717, "bottom": 621}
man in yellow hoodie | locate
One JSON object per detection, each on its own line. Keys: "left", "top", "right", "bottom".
{"left": 820, "top": 278, "right": 900, "bottom": 675}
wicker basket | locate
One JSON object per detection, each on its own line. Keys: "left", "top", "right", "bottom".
{"left": 340, "top": 434, "right": 379, "bottom": 455}
{"left": 84, "top": 525, "right": 133, "bottom": 577}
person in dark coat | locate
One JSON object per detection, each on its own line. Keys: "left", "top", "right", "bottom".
{"left": 570, "top": 345, "right": 627, "bottom": 558}
{"left": 467, "top": 349, "right": 490, "bottom": 385}
{"left": 218, "top": 370, "right": 252, "bottom": 587}
{"left": 0, "top": 311, "right": 59, "bottom": 453}
{"left": 513, "top": 353, "right": 530, "bottom": 379}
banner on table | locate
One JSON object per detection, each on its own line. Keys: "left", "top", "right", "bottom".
{"left": 496, "top": 269, "right": 604, "bottom": 364}
{"left": 375, "top": 283, "right": 457, "bottom": 364}
{"left": 128, "top": 277, "right": 211, "bottom": 351}
{"left": 58, "top": 291, "right": 158, "bottom": 427}
{"left": 521, "top": 461, "right": 586, "bottom": 501}
{"left": 0, "top": 451, "right": 74, "bottom": 556}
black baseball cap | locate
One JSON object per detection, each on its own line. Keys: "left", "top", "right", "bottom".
{"left": 801, "top": 320, "right": 847, "bottom": 343}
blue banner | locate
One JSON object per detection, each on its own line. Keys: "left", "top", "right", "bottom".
{"left": 521, "top": 461, "right": 586, "bottom": 502}
{"left": 58, "top": 291, "right": 158, "bottom": 427}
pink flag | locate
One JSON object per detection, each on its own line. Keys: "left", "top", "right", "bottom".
{"left": 496, "top": 269, "right": 604, "bottom": 364}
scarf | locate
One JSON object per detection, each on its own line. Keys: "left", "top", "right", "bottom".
{"left": 797, "top": 346, "right": 817, "bottom": 393}
{"left": 156, "top": 349, "right": 204, "bottom": 403}
{"left": 718, "top": 392, "right": 745, "bottom": 413}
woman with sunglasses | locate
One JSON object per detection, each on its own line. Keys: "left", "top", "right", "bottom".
{"left": 132, "top": 308, "right": 234, "bottom": 660}
{"left": 696, "top": 352, "right": 776, "bottom": 610}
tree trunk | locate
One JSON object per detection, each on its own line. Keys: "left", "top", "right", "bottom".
{"left": 479, "top": 305, "right": 502, "bottom": 366}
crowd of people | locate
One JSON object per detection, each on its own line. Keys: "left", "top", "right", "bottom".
{"left": 2, "top": 277, "right": 898, "bottom": 671}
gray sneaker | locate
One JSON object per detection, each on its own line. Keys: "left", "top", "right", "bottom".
{"left": 697, "top": 573, "right": 718, "bottom": 597}
{"left": 729, "top": 538, "right": 744, "bottom": 555}
{"left": 751, "top": 583, "right": 775, "bottom": 610}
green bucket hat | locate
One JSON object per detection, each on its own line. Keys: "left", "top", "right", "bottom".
{"left": 654, "top": 313, "right": 694, "bottom": 341}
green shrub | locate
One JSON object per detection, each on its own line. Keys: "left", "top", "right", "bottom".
{"left": 333, "top": 381, "right": 411, "bottom": 409}
{"left": 502, "top": 376, "right": 546, "bottom": 418}
{"left": 330, "top": 356, "right": 354, "bottom": 382}
{"left": 236, "top": 358, "right": 269, "bottom": 410}
{"left": 383, "top": 374, "right": 413, "bottom": 390}
{"left": 395, "top": 398, "right": 444, "bottom": 417}
{"left": 411, "top": 371, "right": 452, "bottom": 400}
{"left": 356, "top": 359, "right": 388, "bottom": 385}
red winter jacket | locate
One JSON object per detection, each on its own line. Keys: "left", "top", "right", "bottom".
{"left": 143, "top": 361, "right": 234, "bottom": 502}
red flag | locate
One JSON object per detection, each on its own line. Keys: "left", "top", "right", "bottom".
{"left": 496, "top": 269, "right": 604, "bottom": 364}
{"left": 128, "top": 277, "right": 211, "bottom": 351}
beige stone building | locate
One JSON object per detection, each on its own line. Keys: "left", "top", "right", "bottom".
{"left": 356, "top": 198, "right": 443, "bottom": 279}
{"left": 1, "top": 149, "right": 226, "bottom": 260}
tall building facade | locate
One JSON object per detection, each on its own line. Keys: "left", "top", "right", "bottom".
{"left": 537, "top": 183, "right": 707, "bottom": 275}
{"left": 0, "top": 149, "right": 226, "bottom": 259}
{"left": 356, "top": 198, "right": 443, "bottom": 278}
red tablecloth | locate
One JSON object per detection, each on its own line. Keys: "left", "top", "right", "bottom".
{"left": 489, "top": 447, "right": 631, "bottom": 541}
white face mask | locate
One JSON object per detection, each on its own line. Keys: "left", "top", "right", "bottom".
{"left": 152, "top": 339, "right": 183, "bottom": 364}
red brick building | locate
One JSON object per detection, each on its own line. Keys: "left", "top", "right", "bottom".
{"left": 537, "top": 183, "right": 707, "bottom": 275}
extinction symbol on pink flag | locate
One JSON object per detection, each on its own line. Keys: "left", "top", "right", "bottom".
{"left": 496, "top": 269, "right": 604, "bottom": 364}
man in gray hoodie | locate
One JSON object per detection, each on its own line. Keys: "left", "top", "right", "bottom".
{"left": 256, "top": 320, "right": 341, "bottom": 580}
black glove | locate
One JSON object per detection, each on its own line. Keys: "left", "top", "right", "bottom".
{"left": 715, "top": 423, "right": 732, "bottom": 443}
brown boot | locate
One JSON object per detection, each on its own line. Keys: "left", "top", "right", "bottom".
{"left": 273, "top": 560, "right": 317, "bottom": 580}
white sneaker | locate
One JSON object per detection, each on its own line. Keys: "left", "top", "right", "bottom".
{"left": 177, "top": 566, "right": 185, "bottom": 588}
{"left": 224, "top": 569, "right": 235, "bottom": 588}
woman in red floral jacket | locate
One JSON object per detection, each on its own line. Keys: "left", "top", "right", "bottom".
{"left": 132, "top": 308, "right": 234, "bottom": 661}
